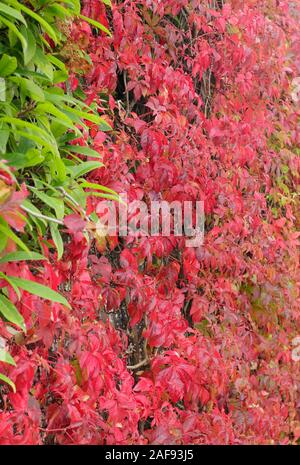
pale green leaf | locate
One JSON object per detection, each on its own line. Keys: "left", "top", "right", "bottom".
{"left": 0, "top": 294, "right": 26, "bottom": 331}
{"left": 50, "top": 222, "right": 63, "bottom": 260}
{"left": 0, "top": 251, "right": 46, "bottom": 264}
{"left": 0, "top": 373, "right": 16, "bottom": 392}
{"left": 79, "top": 14, "right": 111, "bottom": 36}
{"left": 0, "top": 349, "right": 16, "bottom": 366}
{"left": 0, "top": 54, "right": 17, "bottom": 77}
{"left": 7, "top": 276, "right": 71, "bottom": 308}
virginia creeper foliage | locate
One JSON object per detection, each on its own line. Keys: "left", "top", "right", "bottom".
{"left": 0, "top": 0, "right": 299, "bottom": 444}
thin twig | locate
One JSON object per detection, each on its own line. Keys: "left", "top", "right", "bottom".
{"left": 123, "top": 72, "right": 130, "bottom": 116}
{"left": 39, "top": 423, "right": 82, "bottom": 433}
{"left": 21, "top": 205, "right": 64, "bottom": 225}
{"left": 127, "top": 358, "right": 149, "bottom": 370}
{"left": 58, "top": 187, "right": 91, "bottom": 222}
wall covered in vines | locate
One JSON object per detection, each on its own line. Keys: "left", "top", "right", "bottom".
{"left": 0, "top": 0, "right": 299, "bottom": 444}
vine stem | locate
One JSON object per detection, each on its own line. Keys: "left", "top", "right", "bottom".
{"left": 21, "top": 205, "right": 64, "bottom": 225}
{"left": 58, "top": 187, "right": 91, "bottom": 222}
{"left": 127, "top": 358, "right": 149, "bottom": 370}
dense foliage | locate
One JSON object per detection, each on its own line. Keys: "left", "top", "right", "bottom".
{"left": 0, "top": 0, "right": 115, "bottom": 388}
{"left": 0, "top": 0, "right": 299, "bottom": 444}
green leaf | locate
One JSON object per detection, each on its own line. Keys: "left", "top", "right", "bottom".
{"left": 30, "top": 188, "right": 64, "bottom": 219}
{"left": 0, "top": 272, "right": 21, "bottom": 299}
{"left": 22, "top": 199, "right": 47, "bottom": 227}
{"left": 5, "top": 149, "right": 45, "bottom": 169}
{"left": 47, "top": 153, "right": 66, "bottom": 182}
{"left": 53, "top": 68, "right": 69, "bottom": 84}
{"left": 36, "top": 102, "right": 74, "bottom": 126}
{"left": 8, "top": 0, "right": 58, "bottom": 44}
{"left": 47, "top": 54, "right": 67, "bottom": 72}
{"left": 46, "top": 3, "right": 72, "bottom": 19}
{"left": 0, "top": 349, "right": 16, "bottom": 366}
{"left": 0, "top": 220, "right": 29, "bottom": 252}
{"left": 20, "top": 25, "right": 36, "bottom": 65}
{"left": 0, "top": 251, "right": 46, "bottom": 264}
{"left": 1, "top": 117, "right": 53, "bottom": 143}
{"left": 64, "top": 145, "right": 102, "bottom": 159}
{"left": 50, "top": 222, "right": 63, "bottom": 260}
{"left": 20, "top": 77, "right": 45, "bottom": 101}
{"left": 99, "top": 119, "right": 112, "bottom": 132}
{"left": 66, "top": 0, "right": 80, "bottom": 14}
{"left": 79, "top": 180, "right": 117, "bottom": 195}
{"left": 0, "top": 129, "right": 9, "bottom": 154}
{"left": 0, "top": 373, "right": 16, "bottom": 392}
{"left": 0, "top": 2, "right": 26, "bottom": 24}
{"left": 14, "top": 130, "right": 54, "bottom": 156}
{"left": 1, "top": 117, "right": 59, "bottom": 155}
{"left": 79, "top": 14, "right": 111, "bottom": 36}
{"left": 0, "top": 14, "right": 28, "bottom": 52}
{"left": 67, "top": 161, "right": 104, "bottom": 179}
{"left": 89, "top": 192, "right": 122, "bottom": 201}
{"left": 33, "top": 48, "right": 54, "bottom": 81}
{"left": 0, "top": 54, "right": 17, "bottom": 77}
{"left": 0, "top": 77, "right": 5, "bottom": 101}
{"left": 7, "top": 276, "right": 71, "bottom": 308}
{"left": 0, "top": 233, "right": 8, "bottom": 253}
{"left": 0, "top": 293, "right": 26, "bottom": 331}
{"left": 62, "top": 105, "right": 112, "bottom": 128}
